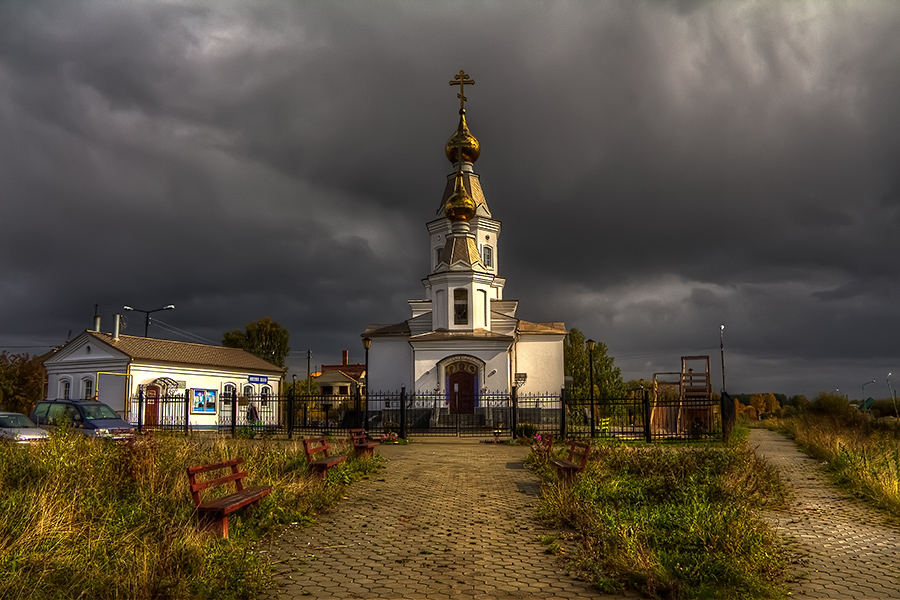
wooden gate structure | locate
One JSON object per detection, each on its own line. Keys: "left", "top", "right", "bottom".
{"left": 650, "top": 356, "right": 718, "bottom": 437}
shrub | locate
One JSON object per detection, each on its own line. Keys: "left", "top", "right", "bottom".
{"left": 515, "top": 422, "right": 539, "bottom": 438}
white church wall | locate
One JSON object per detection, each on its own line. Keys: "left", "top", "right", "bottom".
{"left": 515, "top": 335, "right": 565, "bottom": 394}
{"left": 369, "top": 338, "right": 412, "bottom": 393}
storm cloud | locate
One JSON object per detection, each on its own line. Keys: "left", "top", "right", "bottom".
{"left": 2, "top": 1, "right": 899, "bottom": 397}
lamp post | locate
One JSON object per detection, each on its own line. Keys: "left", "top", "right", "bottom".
{"left": 363, "top": 337, "right": 371, "bottom": 430}
{"left": 862, "top": 379, "right": 876, "bottom": 398}
{"left": 719, "top": 324, "right": 726, "bottom": 392}
{"left": 587, "top": 339, "right": 596, "bottom": 438}
{"left": 123, "top": 304, "right": 175, "bottom": 337}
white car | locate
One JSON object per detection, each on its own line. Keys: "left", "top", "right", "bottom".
{"left": 0, "top": 412, "right": 50, "bottom": 444}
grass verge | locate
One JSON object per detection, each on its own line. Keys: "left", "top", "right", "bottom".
{"left": 0, "top": 429, "right": 380, "bottom": 599}
{"left": 529, "top": 438, "right": 788, "bottom": 599}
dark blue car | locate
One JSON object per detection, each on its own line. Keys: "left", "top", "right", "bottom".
{"left": 31, "top": 399, "right": 135, "bottom": 442}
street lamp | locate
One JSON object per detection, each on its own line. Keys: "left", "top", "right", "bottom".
{"left": 719, "top": 324, "right": 726, "bottom": 392}
{"left": 123, "top": 304, "right": 175, "bottom": 337}
{"left": 862, "top": 379, "right": 876, "bottom": 398}
{"left": 587, "top": 339, "right": 596, "bottom": 438}
{"left": 363, "top": 337, "right": 371, "bottom": 429}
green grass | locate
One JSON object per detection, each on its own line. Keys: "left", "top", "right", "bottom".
{"left": 768, "top": 414, "right": 900, "bottom": 518}
{"left": 530, "top": 439, "right": 788, "bottom": 599}
{"left": 0, "top": 429, "right": 380, "bottom": 599}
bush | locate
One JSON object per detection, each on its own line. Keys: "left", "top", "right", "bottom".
{"left": 515, "top": 422, "right": 539, "bottom": 438}
{"left": 807, "top": 392, "right": 858, "bottom": 421}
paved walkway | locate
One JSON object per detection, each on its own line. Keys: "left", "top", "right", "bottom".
{"left": 259, "top": 432, "right": 900, "bottom": 599}
{"left": 749, "top": 428, "right": 900, "bottom": 599}
{"left": 258, "top": 438, "right": 631, "bottom": 600}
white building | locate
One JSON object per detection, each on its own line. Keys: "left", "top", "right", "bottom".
{"left": 43, "top": 321, "right": 284, "bottom": 429}
{"left": 363, "top": 72, "right": 566, "bottom": 411}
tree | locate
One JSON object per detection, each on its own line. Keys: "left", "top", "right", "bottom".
{"left": 563, "top": 328, "right": 625, "bottom": 399}
{"left": 0, "top": 352, "right": 46, "bottom": 414}
{"left": 222, "top": 317, "right": 290, "bottom": 368}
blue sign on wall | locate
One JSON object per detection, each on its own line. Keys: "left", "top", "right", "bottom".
{"left": 248, "top": 375, "right": 268, "bottom": 384}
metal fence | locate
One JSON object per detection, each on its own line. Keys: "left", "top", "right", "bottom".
{"left": 128, "top": 387, "right": 723, "bottom": 442}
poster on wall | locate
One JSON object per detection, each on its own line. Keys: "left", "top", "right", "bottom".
{"left": 191, "top": 389, "right": 217, "bottom": 414}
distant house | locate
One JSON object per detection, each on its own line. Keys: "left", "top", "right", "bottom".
{"left": 317, "top": 350, "right": 366, "bottom": 399}
{"left": 42, "top": 324, "right": 284, "bottom": 429}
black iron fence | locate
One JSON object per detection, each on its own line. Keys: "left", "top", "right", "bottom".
{"left": 128, "top": 387, "right": 723, "bottom": 442}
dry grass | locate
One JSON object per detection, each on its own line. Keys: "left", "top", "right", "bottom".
{"left": 0, "top": 429, "right": 379, "bottom": 599}
{"left": 770, "top": 413, "right": 900, "bottom": 517}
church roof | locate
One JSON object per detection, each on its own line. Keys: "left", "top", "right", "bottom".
{"left": 78, "top": 330, "right": 284, "bottom": 373}
{"left": 516, "top": 320, "right": 567, "bottom": 335}
{"left": 410, "top": 328, "right": 513, "bottom": 342}
{"left": 363, "top": 322, "right": 411, "bottom": 337}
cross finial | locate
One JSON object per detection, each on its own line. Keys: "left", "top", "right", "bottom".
{"left": 449, "top": 70, "right": 475, "bottom": 112}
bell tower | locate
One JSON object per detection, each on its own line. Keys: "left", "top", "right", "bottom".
{"left": 423, "top": 70, "right": 505, "bottom": 332}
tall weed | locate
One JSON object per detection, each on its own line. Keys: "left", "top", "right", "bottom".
{"left": 536, "top": 443, "right": 787, "bottom": 599}
{"left": 0, "top": 430, "right": 377, "bottom": 599}
{"left": 773, "top": 414, "right": 900, "bottom": 516}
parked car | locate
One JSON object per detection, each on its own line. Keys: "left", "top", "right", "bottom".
{"left": 0, "top": 412, "right": 49, "bottom": 444}
{"left": 30, "top": 399, "right": 134, "bottom": 442}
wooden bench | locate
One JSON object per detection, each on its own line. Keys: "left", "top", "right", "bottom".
{"left": 349, "top": 428, "right": 379, "bottom": 458}
{"left": 187, "top": 457, "right": 272, "bottom": 539}
{"left": 550, "top": 439, "right": 591, "bottom": 481}
{"left": 303, "top": 436, "right": 347, "bottom": 475}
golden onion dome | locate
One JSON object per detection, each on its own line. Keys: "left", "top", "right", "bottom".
{"left": 445, "top": 109, "right": 480, "bottom": 164}
{"left": 444, "top": 170, "right": 476, "bottom": 222}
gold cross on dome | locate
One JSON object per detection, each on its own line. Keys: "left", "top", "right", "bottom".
{"left": 449, "top": 70, "right": 475, "bottom": 111}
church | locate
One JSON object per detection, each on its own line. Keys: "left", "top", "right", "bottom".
{"left": 362, "top": 71, "right": 566, "bottom": 410}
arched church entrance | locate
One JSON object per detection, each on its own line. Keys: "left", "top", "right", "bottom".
{"left": 445, "top": 359, "right": 479, "bottom": 415}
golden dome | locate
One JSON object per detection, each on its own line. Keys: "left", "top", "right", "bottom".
{"left": 445, "top": 109, "right": 480, "bottom": 164}
{"left": 444, "top": 170, "right": 476, "bottom": 221}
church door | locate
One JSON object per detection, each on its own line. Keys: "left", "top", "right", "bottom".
{"left": 448, "top": 369, "right": 476, "bottom": 415}
{"left": 145, "top": 385, "right": 160, "bottom": 427}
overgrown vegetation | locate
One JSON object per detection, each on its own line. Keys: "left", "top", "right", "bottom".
{"left": 768, "top": 399, "right": 900, "bottom": 518}
{"left": 0, "top": 430, "right": 379, "bottom": 599}
{"left": 529, "top": 439, "right": 788, "bottom": 599}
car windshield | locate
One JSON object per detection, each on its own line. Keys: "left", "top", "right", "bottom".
{"left": 0, "top": 414, "right": 37, "bottom": 428}
{"left": 81, "top": 404, "right": 120, "bottom": 420}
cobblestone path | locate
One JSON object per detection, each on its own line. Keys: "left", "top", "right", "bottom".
{"left": 257, "top": 438, "right": 630, "bottom": 600}
{"left": 750, "top": 428, "right": 900, "bottom": 599}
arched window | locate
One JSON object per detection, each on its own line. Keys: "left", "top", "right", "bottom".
{"left": 82, "top": 378, "right": 94, "bottom": 400}
{"left": 223, "top": 383, "right": 236, "bottom": 406}
{"left": 60, "top": 379, "right": 71, "bottom": 400}
{"left": 454, "top": 289, "right": 468, "bottom": 325}
{"left": 482, "top": 245, "right": 493, "bottom": 268}
{"left": 261, "top": 386, "right": 271, "bottom": 406}
{"left": 244, "top": 385, "right": 254, "bottom": 399}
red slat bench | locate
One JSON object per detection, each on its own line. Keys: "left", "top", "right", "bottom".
{"left": 303, "top": 437, "right": 347, "bottom": 475}
{"left": 187, "top": 457, "right": 272, "bottom": 538}
{"left": 348, "top": 428, "right": 379, "bottom": 458}
{"left": 550, "top": 439, "right": 591, "bottom": 481}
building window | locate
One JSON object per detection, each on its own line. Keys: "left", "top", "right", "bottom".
{"left": 83, "top": 378, "right": 93, "bottom": 400}
{"left": 482, "top": 245, "right": 493, "bottom": 268}
{"left": 322, "top": 386, "right": 333, "bottom": 396}
{"left": 339, "top": 386, "right": 349, "bottom": 395}
{"left": 61, "top": 380, "right": 71, "bottom": 399}
{"left": 435, "top": 248, "right": 442, "bottom": 267}
{"left": 261, "top": 386, "right": 270, "bottom": 406}
{"left": 223, "top": 384, "right": 236, "bottom": 406}
{"left": 454, "top": 289, "right": 468, "bottom": 325}
{"left": 243, "top": 385, "right": 254, "bottom": 399}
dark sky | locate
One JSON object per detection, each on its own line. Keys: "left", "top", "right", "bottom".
{"left": 3, "top": 1, "right": 900, "bottom": 398}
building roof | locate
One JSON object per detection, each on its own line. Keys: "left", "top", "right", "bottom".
{"left": 410, "top": 328, "right": 513, "bottom": 342}
{"left": 82, "top": 331, "right": 284, "bottom": 374}
{"left": 516, "top": 320, "right": 567, "bottom": 335}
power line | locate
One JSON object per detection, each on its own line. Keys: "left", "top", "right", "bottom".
{"left": 151, "top": 319, "right": 217, "bottom": 345}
